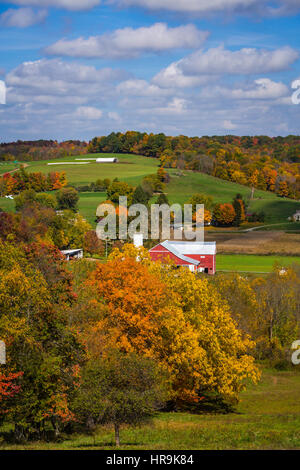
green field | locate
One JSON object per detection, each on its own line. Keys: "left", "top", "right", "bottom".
{"left": 217, "top": 254, "right": 300, "bottom": 272}
{"left": 1, "top": 369, "right": 300, "bottom": 450}
{"left": 0, "top": 162, "right": 19, "bottom": 175}
{"left": 1, "top": 153, "right": 299, "bottom": 227}
{"left": 167, "top": 170, "right": 299, "bottom": 224}
{"left": 26, "top": 153, "right": 159, "bottom": 187}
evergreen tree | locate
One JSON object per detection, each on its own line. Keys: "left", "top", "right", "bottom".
{"left": 232, "top": 194, "right": 246, "bottom": 226}
{"left": 132, "top": 185, "right": 149, "bottom": 205}
{"left": 156, "top": 193, "right": 169, "bottom": 206}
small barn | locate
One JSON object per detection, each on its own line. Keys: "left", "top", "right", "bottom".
{"left": 61, "top": 249, "right": 83, "bottom": 261}
{"left": 96, "top": 158, "right": 118, "bottom": 163}
{"left": 149, "top": 240, "right": 216, "bottom": 274}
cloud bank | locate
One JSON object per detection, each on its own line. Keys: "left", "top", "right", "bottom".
{"left": 0, "top": 7, "right": 47, "bottom": 27}
{"left": 45, "top": 23, "right": 209, "bottom": 59}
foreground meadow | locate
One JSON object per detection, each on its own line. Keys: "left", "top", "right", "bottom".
{"left": 1, "top": 369, "right": 300, "bottom": 450}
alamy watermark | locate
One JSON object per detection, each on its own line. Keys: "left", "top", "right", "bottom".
{"left": 291, "top": 80, "right": 300, "bottom": 105}
{"left": 0, "top": 340, "right": 6, "bottom": 365}
{"left": 0, "top": 81, "right": 6, "bottom": 105}
{"left": 96, "top": 197, "right": 204, "bottom": 242}
{"left": 291, "top": 340, "right": 300, "bottom": 365}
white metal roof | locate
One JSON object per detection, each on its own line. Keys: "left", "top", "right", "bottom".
{"left": 61, "top": 249, "right": 83, "bottom": 255}
{"left": 162, "top": 240, "right": 216, "bottom": 256}
{"left": 159, "top": 241, "right": 200, "bottom": 266}
{"left": 96, "top": 158, "right": 118, "bottom": 163}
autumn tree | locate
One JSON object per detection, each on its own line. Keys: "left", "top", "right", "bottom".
{"left": 83, "top": 230, "right": 104, "bottom": 257}
{"left": 213, "top": 203, "right": 236, "bottom": 226}
{"left": 248, "top": 169, "right": 259, "bottom": 199}
{"left": 107, "top": 181, "right": 135, "bottom": 205}
{"left": 277, "top": 180, "right": 289, "bottom": 198}
{"left": 86, "top": 245, "right": 259, "bottom": 405}
{"left": 0, "top": 241, "right": 84, "bottom": 440}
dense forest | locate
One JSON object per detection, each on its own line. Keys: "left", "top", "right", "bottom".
{"left": 0, "top": 140, "right": 88, "bottom": 161}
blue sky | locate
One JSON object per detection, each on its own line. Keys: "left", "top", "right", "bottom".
{"left": 0, "top": 0, "right": 300, "bottom": 141}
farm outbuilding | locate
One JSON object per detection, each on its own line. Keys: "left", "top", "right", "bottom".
{"left": 61, "top": 249, "right": 83, "bottom": 261}
{"left": 149, "top": 240, "right": 216, "bottom": 274}
{"left": 96, "top": 158, "right": 119, "bottom": 163}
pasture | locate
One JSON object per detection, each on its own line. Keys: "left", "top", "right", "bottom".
{"left": 166, "top": 170, "right": 299, "bottom": 224}
{"left": 0, "top": 162, "right": 19, "bottom": 175}
{"left": 26, "top": 153, "right": 159, "bottom": 187}
{"left": 1, "top": 153, "right": 299, "bottom": 228}
{"left": 1, "top": 369, "right": 299, "bottom": 450}
{"left": 217, "top": 254, "right": 300, "bottom": 273}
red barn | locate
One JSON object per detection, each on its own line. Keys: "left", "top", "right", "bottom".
{"left": 149, "top": 241, "right": 216, "bottom": 275}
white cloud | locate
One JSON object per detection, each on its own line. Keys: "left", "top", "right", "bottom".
{"left": 0, "top": 0, "right": 100, "bottom": 11}
{"left": 153, "top": 46, "right": 298, "bottom": 90}
{"left": 153, "top": 62, "right": 212, "bottom": 89}
{"left": 0, "top": 7, "right": 47, "bottom": 27}
{"left": 117, "top": 79, "right": 171, "bottom": 97}
{"left": 6, "top": 59, "right": 124, "bottom": 91}
{"left": 223, "top": 120, "right": 237, "bottom": 130}
{"left": 45, "top": 23, "right": 208, "bottom": 59}
{"left": 136, "top": 96, "right": 188, "bottom": 116}
{"left": 231, "top": 78, "right": 289, "bottom": 99}
{"left": 108, "top": 111, "right": 121, "bottom": 121}
{"left": 75, "top": 106, "right": 103, "bottom": 119}
{"left": 5, "top": 59, "right": 127, "bottom": 106}
{"left": 200, "top": 78, "right": 290, "bottom": 101}
{"left": 179, "top": 46, "right": 299, "bottom": 76}
{"left": 116, "top": 0, "right": 300, "bottom": 16}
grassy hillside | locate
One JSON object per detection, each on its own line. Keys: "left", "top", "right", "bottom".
{"left": 26, "top": 153, "right": 159, "bottom": 187}
{"left": 1, "top": 153, "right": 299, "bottom": 227}
{"left": 167, "top": 170, "right": 299, "bottom": 224}
{"left": 1, "top": 369, "right": 300, "bottom": 450}
{"left": 0, "top": 162, "right": 19, "bottom": 175}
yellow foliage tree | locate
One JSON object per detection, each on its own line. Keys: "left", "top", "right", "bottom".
{"left": 87, "top": 245, "right": 260, "bottom": 403}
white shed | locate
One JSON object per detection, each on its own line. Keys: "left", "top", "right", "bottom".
{"left": 96, "top": 158, "right": 118, "bottom": 163}
{"left": 61, "top": 249, "right": 83, "bottom": 261}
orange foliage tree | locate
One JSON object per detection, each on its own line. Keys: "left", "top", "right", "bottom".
{"left": 85, "top": 245, "right": 259, "bottom": 404}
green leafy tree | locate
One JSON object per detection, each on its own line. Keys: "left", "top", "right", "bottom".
{"left": 232, "top": 194, "right": 246, "bottom": 226}
{"left": 132, "top": 185, "right": 149, "bottom": 205}
{"left": 73, "top": 353, "right": 169, "bottom": 447}
{"left": 156, "top": 193, "right": 169, "bottom": 205}
{"left": 56, "top": 187, "right": 79, "bottom": 212}
{"left": 188, "top": 193, "right": 214, "bottom": 213}
{"left": 107, "top": 181, "right": 134, "bottom": 205}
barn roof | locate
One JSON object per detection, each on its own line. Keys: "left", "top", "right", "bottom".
{"left": 96, "top": 158, "right": 118, "bottom": 163}
{"left": 61, "top": 249, "right": 83, "bottom": 255}
{"left": 162, "top": 241, "right": 217, "bottom": 256}
{"left": 159, "top": 241, "right": 200, "bottom": 266}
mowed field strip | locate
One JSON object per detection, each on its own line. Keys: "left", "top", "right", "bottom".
{"left": 217, "top": 254, "right": 300, "bottom": 272}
